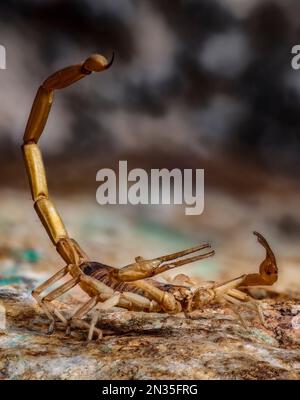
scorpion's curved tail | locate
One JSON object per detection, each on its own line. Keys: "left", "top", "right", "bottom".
{"left": 22, "top": 53, "right": 114, "bottom": 265}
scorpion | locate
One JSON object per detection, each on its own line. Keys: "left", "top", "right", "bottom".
{"left": 22, "top": 53, "right": 278, "bottom": 341}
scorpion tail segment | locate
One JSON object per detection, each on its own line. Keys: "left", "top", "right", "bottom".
{"left": 23, "top": 53, "right": 113, "bottom": 251}
{"left": 43, "top": 53, "right": 113, "bottom": 91}
{"left": 24, "top": 52, "right": 113, "bottom": 143}
{"left": 240, "top": 231, "right": 278, "bottom": 287}
{"left": 56, "top": 238, "right": 89, "bottom": 265}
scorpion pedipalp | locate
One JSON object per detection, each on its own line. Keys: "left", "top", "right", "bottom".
{"left": 112, "top": 243, "right": 215, "bottom": 282}
{"left": 239, "top": 231, "right": 278, "bottom": 287}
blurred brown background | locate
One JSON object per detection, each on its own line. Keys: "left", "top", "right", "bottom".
{"left": 0, "top": 0, "right": 300, "bottom": 291}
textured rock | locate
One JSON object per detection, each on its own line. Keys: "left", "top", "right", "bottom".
{"left": 0, "top": 285, "right": 300, "bottom": 380}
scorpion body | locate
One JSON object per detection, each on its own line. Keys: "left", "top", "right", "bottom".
{"left": 22, "top": 53, "right": 278, "bottom": 340}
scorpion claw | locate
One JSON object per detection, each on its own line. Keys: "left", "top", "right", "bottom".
{"left": 155, "top": 243, "right": 212, "bottom": 263}
{"left": 151, "top": 244, "right": 215, "bottom": 275}
{"left": 159, "top": 250, "right": 215, "bottom": 270}
{"left": 240, "top": 231, "right": 278, "bottom": 287}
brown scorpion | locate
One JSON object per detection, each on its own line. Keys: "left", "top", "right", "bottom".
{"left": 22, "top": 53, "right": 278, "bottom": 340}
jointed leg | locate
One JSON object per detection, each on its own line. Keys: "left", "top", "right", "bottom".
{"left": 221, "top": 288, "right": 266, "bottom": 328}
{"left": 67, "top": 289, "right": 161, "bottom": 341}
{"left": 87, "top": 293, "right": 121, "bottom": 341}
{"left": 43, "top": 277, "right": 79, "bottom": 302}
{"left": 227, "top": 288, "right": 266, "bottom": 326}
{"left": 39, "top": 275, "right": 79, "bottom": 333}
{"left": 121, "top": 291, "right": 160, "bottom": 312}
{"left": 214, "top": 275, "right": 246, "bottom": 296}
{"left": 32, "top": 265, "right": 70, "bottom": 332}
{"left": 130, "top": 280, "right": 181, "bottom": 313}
{"left": 42, "top": 277, "right": 79, "bottom": 333}
{"left": 65, "top": 296, "right": 99, "bottom": 337}
{"left": 66, "top": 292, "right": 121, "bottom": 341}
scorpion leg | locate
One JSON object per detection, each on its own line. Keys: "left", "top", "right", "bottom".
{"left": 228, "top": 288, "right": 267, "bottom": 327}
{"left": 32, "top": 265, "right": 70, "bottom": 333}
{"left": 66, "top": 292, "right": 121, "bottom": 341}
{"left": 222, "top": 289, "right": 266, "bottom": 328}
{"left": 121, "top": 291, "right": 160, "bottom": 312}
{"left": 129, "top": 280, "right": 182, "bottom": 313}
{"left": 87, "top": 293, "right": 121, "bottom": 341}
{"left": 67, "top": 291, "right": 160, "bottom": 340}
{"left": 40, "top": 276, "right": 79, "bottom": 334}
{"left": 214, "top": 276, "right": 263, "bottom": 323}
{"left": 65, "top": 296, "right": 100, "bottom": 338}
{"left": 113, "top": 243, "right": 214, "bottom": 282}
{"left": 214, "top": 275, "right": 246, "bottom": 296}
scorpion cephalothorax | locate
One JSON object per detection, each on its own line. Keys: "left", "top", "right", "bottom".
{"left": 22, "top": 53, "right": 279, "bottom": 340}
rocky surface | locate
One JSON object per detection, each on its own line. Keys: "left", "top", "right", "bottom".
{"left": 0, "top": 191, "right": 300, "bottom": 380}
{"left": 0, "top": 284, "right": 300, "bottom": 380}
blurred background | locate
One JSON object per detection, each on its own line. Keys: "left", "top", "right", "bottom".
{"left": 0, "top": 0, "right": 300, "bottom": 293}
